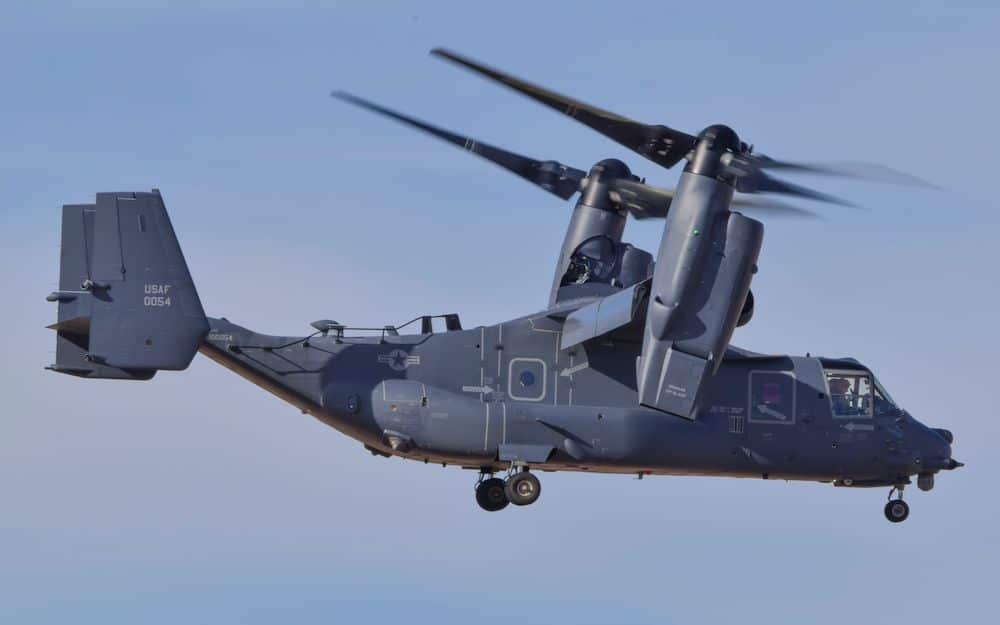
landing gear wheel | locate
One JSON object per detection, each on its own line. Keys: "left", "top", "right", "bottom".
{"left": 505, "top": 471, "right": 541, "bottom": 506}
{"left": 884, "top": 499, "right": 910, "bottom": 523}
{"left": 475, "top": 477, "right": 509, "bottom": 512}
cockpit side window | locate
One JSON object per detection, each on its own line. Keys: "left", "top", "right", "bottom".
{"left": 873, "top": 380, "right": 897, "bottom": 415}
{"left": 561, "top": 236, "right": 619, "bottom": 286}
{"left": 825, "top": 370, "right": 873, "bottom": 418}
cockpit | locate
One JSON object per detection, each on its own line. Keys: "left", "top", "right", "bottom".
{"left": 824, "top": 368, "right": 897, "bottom": 417}
{"left": 559, "top": 235, "right": 654, "bottom": 289}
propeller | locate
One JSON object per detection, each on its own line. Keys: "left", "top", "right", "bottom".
{"left": 334, "top": 92, "right": 646, "bottom": 214}
{"left": 609, "top": 179, "right": 821, "bottom": 220}
{"left": 431, "top": 48, "right": 934, "bottom": 206}
{"left": 332, "top": 91, "right": 584, "bottom": 200}
{"left": 746, "top": 154, "right": 939, "bottom": 189}
{"left": 333, "top": 91, "right": 819, "bottom": 220}
{"left": 431, "top": 48, "right": 697, "bottom": 170}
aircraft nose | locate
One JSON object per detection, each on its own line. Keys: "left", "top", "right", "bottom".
{"left": 920, "top": 427, "right": 959, "bottom": 471}
{"left": 933, "top": 428, "right": 954, "bottom": 444}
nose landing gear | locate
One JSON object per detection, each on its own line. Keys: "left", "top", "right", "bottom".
{"left": 474, "top": 467, "right": 542, "bottom": 511}
{"left": 884, "top": 485, "right": 910, "bottom": 523}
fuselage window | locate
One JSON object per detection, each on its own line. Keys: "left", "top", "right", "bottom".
{"left": 825, "top": 370, "right": 873, "bottom": 418}
{"left": 748, "top": 371, "right": 796, "bottom": 424}
{"left": 508, "top": 358, "right": 547, "bottom": 402}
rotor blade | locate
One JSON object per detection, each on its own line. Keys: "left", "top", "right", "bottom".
{"left": 750, "top": 155, "right": 939, "bottom": 189}
{"left": 731, "top": 196, "right": 821, "bottom": 219}
{"left": 735, "top": 169, "right": 855, "bottom": 207}
{"left": 332, "top": 91, "right": 586, "bottom": 200}
{"left": 609, "top": 178, "right": 823, "bottom": 220}
{"left": 611, "top": 178, "right": 821, "bottom": 220}
{"left": 606, "top": 179, "right": 673, "bottom": 220}
{"left": 431, "top": 48, "right": 698, "bottom": 169}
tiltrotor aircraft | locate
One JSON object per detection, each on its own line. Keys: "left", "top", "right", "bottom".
{"left": 46, "top": 49, "right": 961, "bottom": 522}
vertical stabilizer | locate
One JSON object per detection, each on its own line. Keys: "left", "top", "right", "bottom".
{"left": 46, "top": 190, "right": 208, "bottom": 379}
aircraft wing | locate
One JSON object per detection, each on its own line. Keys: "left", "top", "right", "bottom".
{"left": 560, "top": 279, "right": 650, "bottom": 351}
{"left": 559, "top": 272, "right": 757, "bottom": 353}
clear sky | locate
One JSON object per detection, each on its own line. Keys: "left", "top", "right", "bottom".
{"left": 2, "top": 2, "right": 998, "bottom": 624}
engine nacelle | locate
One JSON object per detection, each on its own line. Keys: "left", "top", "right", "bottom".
{"left": 636, "top": 169, "right": 763, "bottom": 419}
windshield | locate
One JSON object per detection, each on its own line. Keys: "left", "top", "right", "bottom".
{"left": 873, "top": 378, "right": 897, "bottom": 415}
{"left": 825, "top": 370, "right": 873, "bottom": 418}
{"left": 824, "top": 370, "right": 898, "bottom": 417}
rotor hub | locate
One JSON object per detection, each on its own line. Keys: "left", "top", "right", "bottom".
{"left": 588, "top": 158, "right": 633, "bottom": 181}
{"left": 685, "top": 124, "right": 744, "bottom": 182}
{"left": 697, "top": 124, "right": 741, "bottom": 153}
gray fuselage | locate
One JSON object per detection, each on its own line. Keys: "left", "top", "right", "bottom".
{"left": 199, "top": 310, "right": 953, "bottom": 487}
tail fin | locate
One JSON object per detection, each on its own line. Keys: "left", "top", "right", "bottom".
{"left": 46, "top": 190, "right": 208, "bottom": 380}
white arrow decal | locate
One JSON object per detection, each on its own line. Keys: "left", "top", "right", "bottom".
{"left": 560, "top": 362, "right": 589, "bottom": 377}
{"left": 755, "top": 404, "right": 789, "bottom": 421}
{"left": 462, "top": 385, "right": 493, "bottom": 394}
{"left": 844, "top": 422, "right": 875, "bottom": 432}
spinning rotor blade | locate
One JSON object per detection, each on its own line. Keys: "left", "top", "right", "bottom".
{"left": 611, "top": 179, "right": 821, "bottom": 220}
{"left": 431, "top": 48, "right": 698, "bottom": 169}
{"left": 731, "top": 196, "right": 821, "bottom": 219}
{"left": 333, "top": 91, "right": 586, "bottom": 200}
{"left": 733, "top": 168, "right": 855, "bottom": 207}
{"left": 724, "top": 152, "right": 936, "bottom": 202}
{"left": 333, "top": 88, "right": 823, "bottom": 220}
{"left": 750, "top": 155, "right": 939, "bottom": 189}
{"left": 334, "top": 91, "right": 677, "bottom": 219}
{"left": 430, "top": 49, "right": 933, "bottom": 207}
{"left": 718, "top": 152, "right": 850, "bottom": 206}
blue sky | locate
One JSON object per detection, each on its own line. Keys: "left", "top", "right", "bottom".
{"left": 2, "top": 2, "right": 998, "bottom": 624}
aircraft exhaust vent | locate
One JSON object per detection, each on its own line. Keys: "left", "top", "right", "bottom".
{"left": 729, "top": 414, "right": 745, "bottom": 434}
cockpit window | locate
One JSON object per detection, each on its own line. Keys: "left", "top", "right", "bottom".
{"left": 873, "top": 379, "right": 897, "bottom": 415}
{"left": 561, "top": 236, "right": 618, "bottom": 285}
{"left": 825, "top": 370, "right": 873, "bottom": 418}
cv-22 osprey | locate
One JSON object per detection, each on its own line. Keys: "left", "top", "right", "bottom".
{"left": 46, "top": 49, "right": 960, "bottom": 522}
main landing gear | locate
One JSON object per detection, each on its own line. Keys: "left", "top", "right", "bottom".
{"left": 884, "top": 485, "right": 910, "bottom": 523}
{"left": 475, "top": 467, "right": 541, "bottom": 511}
{"left": 475, "top": 476, "right": 508, "bottom": 511}
{"left": 506, "top": 470, "right": 542, "bottom": 506}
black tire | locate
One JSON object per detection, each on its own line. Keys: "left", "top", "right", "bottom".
{"left": 884, "top": 499, "right": 910, "bottom": 523}
{"left": 475, "top": 477, "right": 509, "bottom": 512}
{"left": 505, "top": 471, "right": 541, "bottom": 506}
